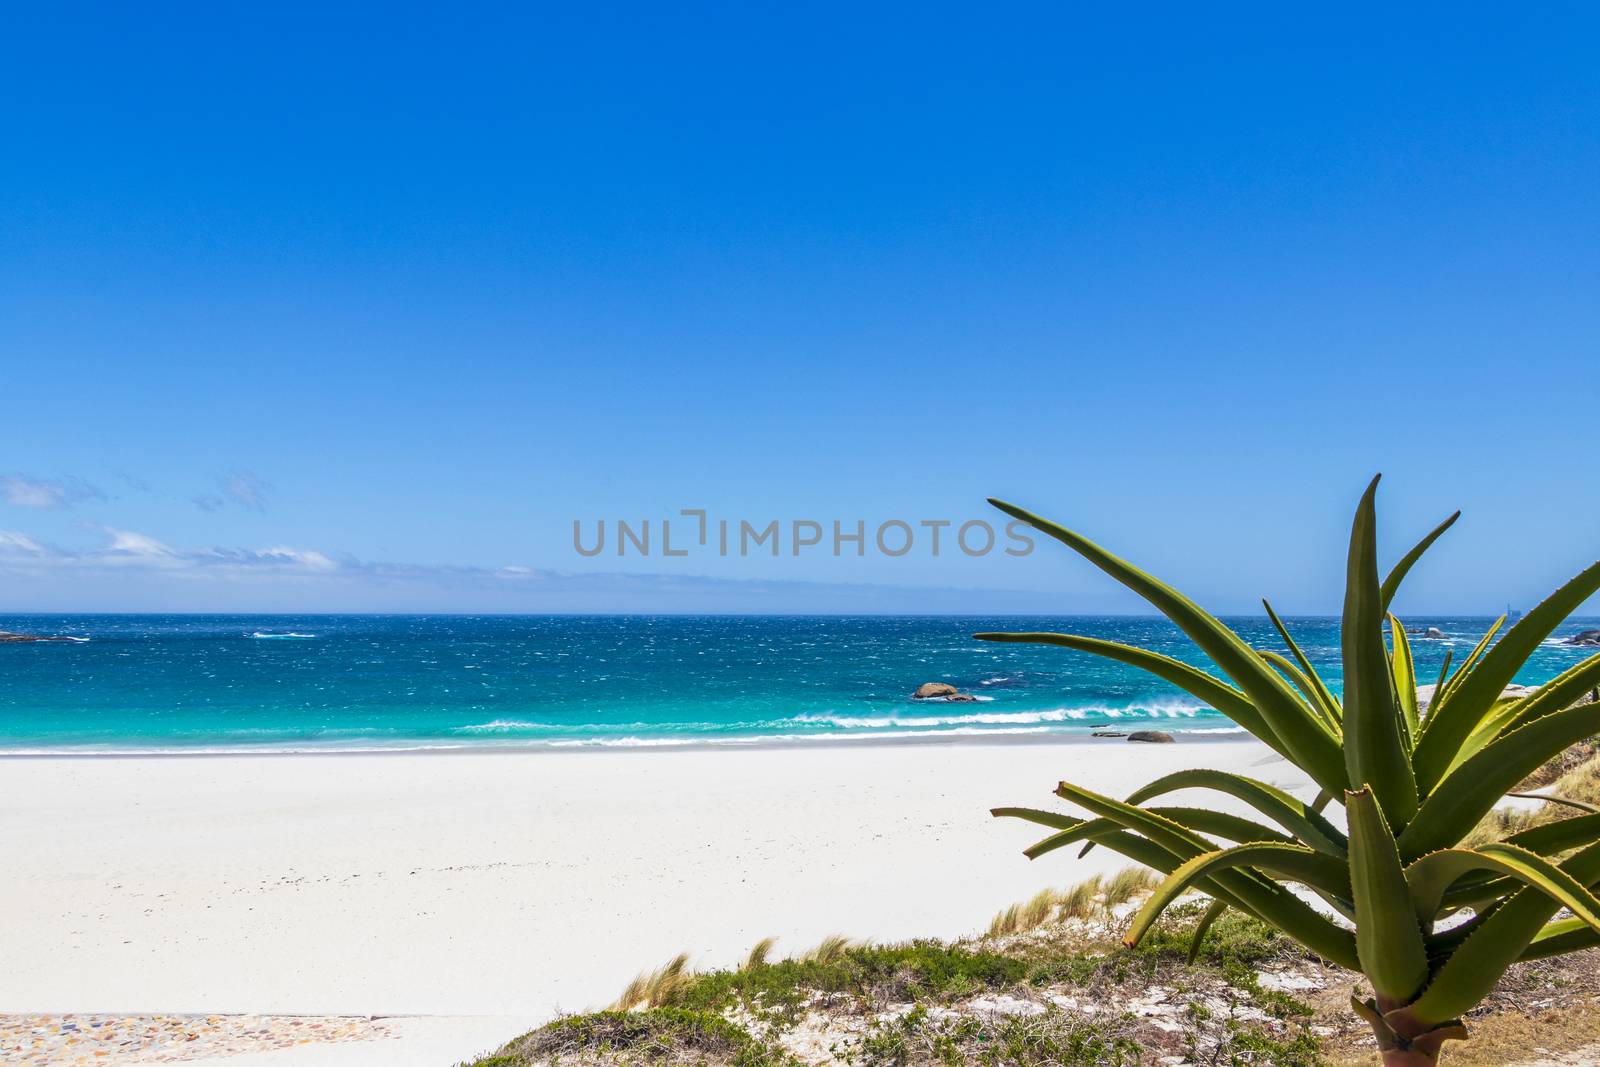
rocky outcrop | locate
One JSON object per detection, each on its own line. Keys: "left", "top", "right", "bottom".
{"left": 911, "top": 682, "right": 978, "bottom": 702}
{"left": 1423, "top": 627, "right": 1447, "bottom": 640}
{"left": 1567, "top": 630, "right": 1600, "bottom": 647}
{"left": 0, "top": 631, "right": 77, "bottom": 643}
{"left": 1127, "top": 730, "right": 1175, "bottom": 743}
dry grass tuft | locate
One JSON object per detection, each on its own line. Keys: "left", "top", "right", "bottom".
{"left": 742, "top": 936, "right": 776, "bottom": 971}
{"left": 1055, "top": 874, "right": 1104, "bottom": 921}
{"left": 1101, "top": 866, "right": 1159, "bottom": 911}
{"left": 613, "top": 952, "right": 693, "bottom": 1011}
{"left": 984, "top": 867, "right": 1159, "bottom": 939}
{"left": 801, "top": 934, "right": 854, "bottom": 965}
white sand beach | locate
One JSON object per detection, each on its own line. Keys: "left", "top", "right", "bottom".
{"left": 0, "top": 738, "right": 1310, "bottom": 1064}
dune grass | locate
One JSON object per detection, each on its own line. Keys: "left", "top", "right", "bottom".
{"left": 984, "top": 868, "right": 1161, "bottom": 938}
{"left": 465, "top": 899, "right": 1327, "bottom": 1065}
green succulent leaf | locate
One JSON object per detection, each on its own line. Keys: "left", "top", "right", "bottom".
{"left": 990, "top": 807, "right": 1082, "bottom": 831}
{"left": 1406, "top": 843, "right": 1600, "bottom": 932}
{"left": 970, "top": 632, "right": 1277, "bottom": 746}
{"left": 1262, "top": 599, "right": 1342, "bottom": 725}
{"left": 1419, "top": 618, "right": 1504, "bottom": 736}
{"left": 1520, "top": 916, "right": 1600, "bottom": 961}
{"left": 1379, "top": 510, "right": 1460, "bottom": 612}
{"left": 1124, "top": 842, "right": 1349, "bottom": 948}
{"left": 1187, "top": 898, "right": 1230, "bottom": 964}
{"left": 1412, "top": 840, "right": 1600, "bottom": 1024}
{"left": 1341, "top": 477, "right": 1419, "bottom": 826}
{"left": 1052, "top": 779, "right": 1359, "bottom": 968}
{"left": 1479, "top": 652, "right": 1600, "bottom": 747}
{"left": 1400, "top": 701, "right": 1600, "bottom": 860}
{"left": 986, "top": 499, "right": 1347, "bottom": 793}
{"left": 1260, "top": 649, "right": 1341, "bottom": 732}
{"left": 1122, "top": 768, "right": 1347, "bottom": 856}
{"left": 1347, "top": 788, "right": 1430, "bottom": 1002}
{"left": 1389, "top": 615, "right": 1419, "bottom": 746}
{"left": 998, "top": 805, "right": 1291, "bottom": 858}
{"left": 1418, "top": 560, "right": 1600, "bottom": 788}
{"left": 1503, "top": 812, "right": 1600, "bottom": 854}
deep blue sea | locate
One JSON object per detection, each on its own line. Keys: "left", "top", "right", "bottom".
{"left": 0, "top": 615, "right": 1595, "bottom": 753}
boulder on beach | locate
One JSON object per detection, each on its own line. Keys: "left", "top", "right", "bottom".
{"left": 1128, "top": 730, "right": 1175, "bottom": 744}
{"left": 1567, "top": 630, "right": 1600, "bottom": 647}
{"left": 1091, "top": 730, "right": 1128, "bottom": 738}
{"left": 912, "top": 682, "right": 960, "bottom": 699}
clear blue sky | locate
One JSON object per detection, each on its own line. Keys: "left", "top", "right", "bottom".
{"left": 2, "top": 4, "right": 1598, "bottom": 613}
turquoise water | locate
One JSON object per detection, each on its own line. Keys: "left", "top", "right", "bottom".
{"left": 0, "top": 615, "right": 1595, "bottom": 752}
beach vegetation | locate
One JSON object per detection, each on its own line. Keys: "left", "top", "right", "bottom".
{"left": 985, "top": 476, "right": 1600, "bottom": 1065}
{"left": 474, "top": 1007, "right": 793, "bottom": 1066}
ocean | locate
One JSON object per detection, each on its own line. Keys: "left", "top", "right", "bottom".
{"left": 0, "top": 614, "right": 1594, "bottom": 753}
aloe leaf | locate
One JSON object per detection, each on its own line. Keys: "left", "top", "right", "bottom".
{"left": 1347, "top": 788, "right": 1430, "bottom": 1002}
{"left": 1187, "top": 898, "right": 1230, "bottom": 964}
{"left": 1412, "top": 840, "right": 1600, "bottom": 1023}
{"left": 1341, "top": 477, "right": 1419, "bottom": 825}
{"left": 1125, "top": 842, "right": 1349, "bottom": 948}
{"left": 1434, "top": 816, "right": 1600, "bottom": 913}
{"left": 1431, "top": 617, "right": 1504, "bottom": 711}
{"left": 999, "top": 806, "right": 1291, "bottom": 857}
{"left": 1419, "top": 560, "right": 1600, "bottom": 790}
{"left": 1520, "top": 916, "right": 1600, "bottom": 961}
{"left": 1504, "top": 812, "right": 1600, "bottom": 854}
{"left": 1262, "top": 599, "right": 1343, "bottom": 724}
{"left": 1485, "top": 652, "right": 1600, "bottom": 742}
{"left": 1260, "top": 649, "right": 1341, "bottom": 732}
{"left": 987, "top": 499, "right": 1346, "bottom": 794}
{"left": 1400, "top": 702, "right": 1600, "bottom": 860}
{"left": 1390, "top": 615, "right": 1419, "bottom": 745}
{"left": 971, "top": 632, "right": 1276, "bottom": 745}
{"left": 1428, "top": 649, "right": 1453, "bottom": 711}
{"left": 1416, "top": 618, "right": 1502, "bottom": 747}
{"left": 1380, "top": 510, "right": 1460, "bottom": 611}
{"left": 1406, "top": 843, "right": 1600, "bottom": 932}
{"left": 991, "top": 807, "right": 1082, "bottom": 831}
{"left": 1053, "top": 780, "right": 1359, "bottom": 968}
{"left": 1123, "top": 768, "right": 1347, "bottom": 856}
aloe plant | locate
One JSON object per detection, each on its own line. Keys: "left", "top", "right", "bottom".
{"left": 986, "top": 477, "right": 1600, "bottom": 1065}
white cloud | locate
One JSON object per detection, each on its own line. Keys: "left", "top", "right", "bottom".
{"left": 251, "top": 546, "right": 338, "bottom": 571}
{"left": 100, "top": 527, "right": 179, "bottom": 558}
{"left": 0, "top": 531, "right": 48, "bottom": 555}
{"left": 3, "top": 474, "right": 105, "bottom": 509}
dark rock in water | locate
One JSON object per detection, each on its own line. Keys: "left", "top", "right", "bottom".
{"left": 0, "top": 631, "right": 76, "bottom": 643}
{"left": 1091, "top": 731, "right": 1128, "bottom": 738}
{"left": 1567, "top": 630, "right": 1600, "bottom": 647}
{"left": 1085, "top": 722, "right": 1111, "bottom": 729}
{"left": 945, "top": 693, "right": 979, "bottom": 703}
{"left": 1423, "top": 627, "right": 1447, "bottom": 639}
{"left": 1128, "top": 730, "right": 1175, "bottom": 744}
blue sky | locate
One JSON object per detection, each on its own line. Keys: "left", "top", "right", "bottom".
{"left": 2, "top": 4, "right": 1598, "bottom": 613}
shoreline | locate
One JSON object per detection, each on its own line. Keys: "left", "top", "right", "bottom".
{"left": 0, "top": 726, "right": 1247, "bottom": 759}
